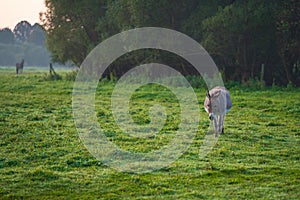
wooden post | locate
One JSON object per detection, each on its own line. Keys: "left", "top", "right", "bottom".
{"left": 260, "top": 63, "right": 264, "bottom": 82}
{"left": 49, "top": 63, "right": 57, "bottom": 76}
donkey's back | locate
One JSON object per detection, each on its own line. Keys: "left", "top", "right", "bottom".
{"left": 211, "top": 86, "right": 231, "bottom": 113}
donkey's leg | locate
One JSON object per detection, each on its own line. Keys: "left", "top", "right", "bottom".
{"left": 217, "top": 115, "right": 223, "bottom": 135}
{"left": 213, "top": 117, "right": 218, "bottom": 137}
{"left": 220, "top": 115, "right": 225, "bottom": 134}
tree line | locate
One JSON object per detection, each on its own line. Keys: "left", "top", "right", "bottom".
{"left": 0, "top": 21, "right": 51, "bottom": 66}
{"left": 42, "top": 0, "right": 300, "bottom": 86}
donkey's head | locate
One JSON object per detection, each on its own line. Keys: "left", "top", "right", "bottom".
{"left": 205, "top": 89, "right": 221, "bottom": 121}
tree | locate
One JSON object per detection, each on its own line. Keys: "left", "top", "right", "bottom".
{"left": 182, "top": 0, "right": 223, "bottom": 42}
{"left": 0, "top": 28, "right": 14, "bottom": 44}
{"left": 202, "top": 0, "right": 279, "bottom": 83}
{"left": 100, "top": 0, "right": 201, "bottom": 35}
{"left": 28, "top": 23, "right": 46, "bottom": 46}
{"left": 24, "top": 43, "right": 51, "bottom": 66}
{"left": 42, "top": 0, "right": 201, "bottom": 66}
{"left": 276, "top": 0, "right": 300, "bottom": 86}
{"left": 0, "top": 21, "right": 51, "bottom": 67}
{"left": 41, "top": 0, "right": 299, "bottom": 85}
{"left": 96, "top": 0, "right": 202, "bottom": 76}
{"left": 0, "top": 43, "right": 15, "bottom": 65}
{"left": 42, "top": 0, "right": 107, "bottom": 66}
{"left": 13, "top": 21, "right": 32, "bottom": 42}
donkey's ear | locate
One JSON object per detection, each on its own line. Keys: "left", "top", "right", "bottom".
{"left": 206, "top": 90, "right": 210, "bottom": 98}
{"left": 214, "top": 90, "right": 221, "bottom": 97}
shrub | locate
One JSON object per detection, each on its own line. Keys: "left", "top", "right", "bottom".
{"left": 185, "top": 75, "right": 206, "bottom": 88}
{"left": 243, "top": 78, "right": 265, "bottom": 90}
{"left": 41, "top": 73, "right": 62, "bottom": 81}
{"left": 65, "top": 70, "right": 78, "bottom": 81}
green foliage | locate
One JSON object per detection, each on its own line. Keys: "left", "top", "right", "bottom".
{"left": 182, "top": 0, "right": 219, "bottom": 41}
{"left": 13, "top": 21, "right": 32, "bottom": 42}
{"left": 0, "top": 42, "right": 51, "bottom": 66}
{"left": 286, "top": 81, "right": 295, "bottom": 91}
{"left": 242, "top": 78, "right": 266, "bottom": 90}
{"left": 185, "top": 75, "right": 206, "bottom": 88}
{"left": 64, "top": 69, "right": 78, "bottom": 81}
{"left": 41, "top": 72, "right": 62, "bottom": 81}
{"left": 0, "top": 69, "right": 299, "bottom": 198}
{"left": 202, "top": 0, "right": 279, "bottom": 84}
{"left": 42, "top": 0, "right": 107, "bottom": 66}
{"left": 225, "top": 80, "right": 241, "bottom": 90}
{"left": 27, "top": 24, "right": 47, "bottom": 46}
{"left": 0, "top": 21, "right": 51, "bottom": 66}
{"left": 0, "top": 28, "right": 14, "bottom": 44}
{"left": 42, "top": 0, "right": 300, "bottom": 86}
{"left": 275, "top": 0, "right": 300, "bottom": 86}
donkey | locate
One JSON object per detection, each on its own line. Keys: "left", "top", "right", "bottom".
{"left": 16, "top": 59, "right": 24, "bottom": 74}
{"left": 204, "top": 86, "right": 232, "bottom": 137}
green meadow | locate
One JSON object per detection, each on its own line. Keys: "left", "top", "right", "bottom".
{"left": 0, "top": 68, "right": 299, "bottom": 199}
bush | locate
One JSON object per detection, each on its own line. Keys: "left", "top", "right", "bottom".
{"left": 41, "top": 73, "right": 62, "bottom": 81}
{"left": 243, "top": 78, "right": 265, "bottom": 90}
{"left": 65, "top": 70, "right": 78, "bottom": 81}
{"left": 185, "top": 75, "right": 206, "bottom": 88}
{"left": 225, "top": 80, "right": 241, "bottom": 90}
{"left": 286, "top": 81, "right": 295, "bottom": 91}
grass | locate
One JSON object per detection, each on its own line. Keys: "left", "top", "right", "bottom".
{"left": 0, "top": 67, "right": 299, "bottom": 199}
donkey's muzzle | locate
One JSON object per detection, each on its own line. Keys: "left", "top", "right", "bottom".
{"left": 209, "top": 113, "right": 214, "bottom": 121}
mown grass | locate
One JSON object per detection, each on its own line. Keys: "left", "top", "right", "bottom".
{"left": 0, "top": 68, "right": 299, "bottom": 199}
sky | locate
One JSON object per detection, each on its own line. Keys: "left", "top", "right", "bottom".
{"left": 0, "top": 0, "right": 47, "bottom": 30}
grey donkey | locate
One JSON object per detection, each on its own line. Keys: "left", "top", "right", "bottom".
{"left": 204, "top": 86, "right": 232, "bottom": 137}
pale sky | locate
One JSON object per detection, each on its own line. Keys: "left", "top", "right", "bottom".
{"left": 0, "top": 0, "right": 46, "bottom": 30}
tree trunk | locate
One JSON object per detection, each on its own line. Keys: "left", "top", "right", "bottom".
{"left": 281, "top": 54, "right": 295, "bottom": 85}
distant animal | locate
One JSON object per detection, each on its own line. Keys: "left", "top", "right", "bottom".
{"left": 16, "top": 59, "right": 24, "bottom": 74}
{"left": 204, "top": 86, "right": 232, "bottom": 137}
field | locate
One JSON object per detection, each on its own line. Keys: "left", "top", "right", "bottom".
{"left": 0, "top": 67, "right": 299, "bottom": 199}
